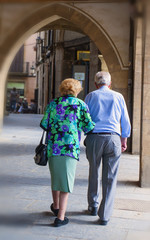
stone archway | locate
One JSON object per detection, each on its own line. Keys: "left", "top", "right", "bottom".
{"left": 0, "top": 2, "right": 128, "bottom": 126}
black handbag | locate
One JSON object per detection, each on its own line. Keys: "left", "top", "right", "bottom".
{"left": 34, "top": 131, "right": 48, "bottom": 166}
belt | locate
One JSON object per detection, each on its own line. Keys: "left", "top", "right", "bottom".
{"left": 87, "top": 132, "right": 116, "bottom": 135}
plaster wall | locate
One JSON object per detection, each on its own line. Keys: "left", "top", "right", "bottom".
{"left": 24, "top": 33, "right": 37, "bottom": 68}
{"left": 24, "top": 77, "right": 36, "bottom": 104}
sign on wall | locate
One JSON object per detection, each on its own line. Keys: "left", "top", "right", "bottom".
{"left": 77, "top": 51, "right": 90, "bottom": 61}
{"left": 74, "top": 72, "right": 85, "bottom": 86}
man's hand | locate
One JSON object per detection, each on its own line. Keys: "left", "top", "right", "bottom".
{"left": 121, "top": 137, "right": 127, "bottom": 152}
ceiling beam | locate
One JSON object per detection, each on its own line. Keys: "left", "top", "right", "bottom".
{"left": 0, "top": 0, "right": 129, "bottom": 3}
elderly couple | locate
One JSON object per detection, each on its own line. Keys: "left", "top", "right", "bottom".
{"left": 40, "top": 71, "right": 131, "bottom": 227}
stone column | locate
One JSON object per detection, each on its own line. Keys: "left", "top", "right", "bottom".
{"left": 140, "top": 1, "right": 150, "bottom": 187}
{"left": 89, "top": 41, "right": 100, "bottom": 93}
{"left": 0, "top": 68, "right": 7, "bottom": 129}
{"left": 44, "top": 62, "right": 49, "bottom": 107}
{"left": 132, "top": 18, "right": 142, "bottom": 154}
{"left": 54, "top": 30, "right": 64, "bottom": 97}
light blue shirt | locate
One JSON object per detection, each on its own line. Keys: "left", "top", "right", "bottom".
{"left": 85, "top": 86, "right": 131, "bottom": 138}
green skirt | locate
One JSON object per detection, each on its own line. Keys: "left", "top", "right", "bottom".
{"left": 48, "top": 156, "right": 77, "bottom": 193}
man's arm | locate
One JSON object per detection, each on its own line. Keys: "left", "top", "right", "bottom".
{"left": 120, "top": 96, "right": 131, "bottom": 152}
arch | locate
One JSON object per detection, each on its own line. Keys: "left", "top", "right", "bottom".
{"left": 1, "top": 3, "right": 125, "bottom": 73}
{"left": 0, "top": 2, "right": 128, "bottom": 125}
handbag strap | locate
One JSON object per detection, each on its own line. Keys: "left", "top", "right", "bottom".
{"left": 45, "top": 131, "right": 48, "bottom": 144}
{"left": 40, "top": 131, "right": 44, "bottom": 144}
{"left": 40, "top": 108, "right": 50, "bottom": 145}
{"left": 40, "top": 130, "right": 48, "bottom": 145}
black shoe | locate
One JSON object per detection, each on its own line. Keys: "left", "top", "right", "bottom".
{"left": 54, "top": 217, "right": 69, "bottom": 227}
{"left": 88, "top": 206, "right": 98, "bottom": 216}
{"left": 99, "top": 220, "right": 109, "bottom": 226}
{"left": 50, "top": 203, "right": 59, "bottom": 216}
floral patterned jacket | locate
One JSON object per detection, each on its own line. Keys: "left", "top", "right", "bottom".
{"left": 40, "top": 95, "right": 95, "bottom": 160}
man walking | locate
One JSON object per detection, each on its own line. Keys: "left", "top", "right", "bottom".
{"left": 84, "top": 71, "right": 131, "bottom": 225}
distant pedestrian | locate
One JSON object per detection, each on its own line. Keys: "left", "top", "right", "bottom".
{"left": 22, "top": 98, "right": 29, "bottom": 113}
{"left": 28, "top": 100, "right": 37, "bottom": 113}
{"left": 10, "top": 87, "right": 19, "bottom": 112}
{"left": 84, "top": 71, "right": 131, "bottom": 225}
{"left": 16, "top": 97, "right": 23, "bottom": 113}
{"left": 40, "top": 78, "right": 95, "bottom": 227}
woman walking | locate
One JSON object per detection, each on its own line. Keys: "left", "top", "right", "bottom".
{"left": 40, "top": 78, "right": 95, "bottom": 227}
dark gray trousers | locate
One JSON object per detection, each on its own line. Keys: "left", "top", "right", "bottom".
{"left": 85, "top": 133, "right": 121, "bottom": 221}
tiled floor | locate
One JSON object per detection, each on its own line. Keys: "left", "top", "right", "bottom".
{"left": 0, "top": 114, "right": 150, "bottom": 240}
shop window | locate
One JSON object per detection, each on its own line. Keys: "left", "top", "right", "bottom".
{"left": 6, "top": 82, "right": 25, "bottom": 111}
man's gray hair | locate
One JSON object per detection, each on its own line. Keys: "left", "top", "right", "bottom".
{"left": 95, "top": 71, "right": 111, "bottom": 86}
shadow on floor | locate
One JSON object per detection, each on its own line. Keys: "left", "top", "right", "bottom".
{"left": 117, "top": 180, "right": 139, "bottom": 187}
{"left": 0, "top": 174, "right": 89, "bottom": 187}
{"left": 0, "top": 173, "right": 139, "bottom": 188}
{"left": 0, "top": 210, "right": 98, "bottom": 228}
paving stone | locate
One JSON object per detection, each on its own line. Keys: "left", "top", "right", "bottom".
{"left": 125, "top": 231, "right": 150, "bottom": 240}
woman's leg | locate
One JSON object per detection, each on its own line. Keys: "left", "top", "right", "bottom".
{"left": 57, "top": 191, "right": 69, "bottom": 220}
{"left": 52, "top": 190, "right": 60, "bottom": 209}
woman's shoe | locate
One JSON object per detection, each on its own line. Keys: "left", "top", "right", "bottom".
{"left": 50, "top": 203, "right": 59, "bottom": 216}
{"left": 54, "top": 217, "right": 69, "bottom": 227}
